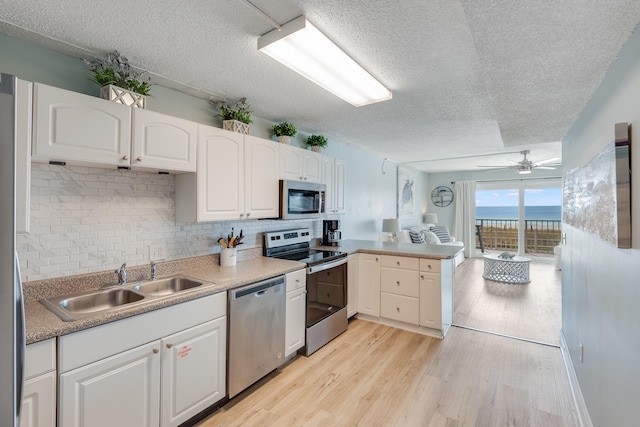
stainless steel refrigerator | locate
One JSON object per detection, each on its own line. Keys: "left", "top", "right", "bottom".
{"left": 0, "top": 72, "right": 26, "bottom": 426}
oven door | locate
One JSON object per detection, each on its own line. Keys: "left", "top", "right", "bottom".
{"left": 306, "top": 257, "right": 347, "bottom": 327}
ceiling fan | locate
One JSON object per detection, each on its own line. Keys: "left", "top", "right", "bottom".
{"left": 478, "top": 150, "right": 561, "bottom": 174}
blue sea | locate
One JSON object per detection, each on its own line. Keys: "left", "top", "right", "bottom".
{"left": 476, "top": 206, "right": 561, "bottom": 220}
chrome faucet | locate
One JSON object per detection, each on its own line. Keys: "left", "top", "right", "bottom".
{"left": 150, "top": 262, "right": 157, "bottom": 280}
{"left": 115, "top": 263, "right": 127, "bottom": 285}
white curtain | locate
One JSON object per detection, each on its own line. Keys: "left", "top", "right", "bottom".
{"left": 453, "top": 181, "right": 476, "bottom": 258}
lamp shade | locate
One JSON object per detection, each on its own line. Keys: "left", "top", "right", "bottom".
{"left": 382, "top": 218, "right": 400, "bottom": 233}
{"left": 258, "top": 16, "right": 392, "bottom": 107}
{"left": 423, "top": 213, "right": 438, "bottom": 224}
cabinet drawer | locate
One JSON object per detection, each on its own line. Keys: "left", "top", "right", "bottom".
{"left": 25, "top": 338, "right": 56, "bottom": 380}
{"left": 420, "top": 258, "right": 441, "bottom": 273}
{"left": 381, "top": 293, "right": 419, "bottom": 325}
{"left": 381, "top": 255, "right": 419, "bottom": 270}
{"left": 380, "top": 268, "right": 419, "bottom": 297}
{"left": 286, "top": 269, "right": 306, "bottom": 292}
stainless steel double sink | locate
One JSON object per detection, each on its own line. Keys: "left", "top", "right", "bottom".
{"left": 41, "top": 276, "right": 210, "bottom": 322}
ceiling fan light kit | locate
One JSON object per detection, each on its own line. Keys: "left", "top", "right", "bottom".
{"left": 479, "top": 150, "right": 561, "bottom": 174}
{"left": 258, "top": 15, "right": 392, "bottom": 107}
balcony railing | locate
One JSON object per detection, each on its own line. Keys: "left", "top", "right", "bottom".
{"left": 475, "top": 218, "right": 562, "bottom": 255}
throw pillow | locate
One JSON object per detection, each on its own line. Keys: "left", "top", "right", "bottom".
{"left": 409, "top": 229, "right": 426, "bottom": 244}
{"left": 424, "top": 231, "right": 441, "bottom": 245}
{"left": 430, "top": 225, "right": 452, "bottom": 243}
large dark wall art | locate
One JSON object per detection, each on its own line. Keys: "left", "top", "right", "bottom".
{"left": 563, "top": 122, "right": 631, "bottom": 249}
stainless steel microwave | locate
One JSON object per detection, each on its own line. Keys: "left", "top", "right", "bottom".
{"left": 280, "top": 180, "right": 326, "bottom": 219}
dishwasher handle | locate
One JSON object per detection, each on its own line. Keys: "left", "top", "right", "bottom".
{"left": 229, "top": 275, "right": 285, "bottom": 300}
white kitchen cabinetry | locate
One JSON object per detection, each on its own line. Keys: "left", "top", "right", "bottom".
{"left": 58, "top": 293, "right": 226, "bottom": 427}
{"left": 322, "top": 155, "right": 347, "bottom": 214}
{"left": 354, "top": 254, "right": 454, "bottom": 338}
{"left": 20, "top": 338, "right": 56, "bottom": 427}
{"left": 32, "top": 83, "right": 198, "bottom": 173}
{"left": 131, "top": 108, "right": 197, "bottom": 172}
{"left": 161, "top": 318, "right": 227, "bottom": 427}
{"left": 357, "top": 254, "right": 380, "bottom": 317}
{"left": 347, "top": 254, "right": 359, "bottom": 318}
{"left": 280, "top": 144, "right": 322, "bottom": 183}
{"left": 284, "top": 269, "right": 307, "bottom": 358}
{"left": 175, "top": 125, "right": 279, "bottom": 222}
{"left": 32, "top": 83, "right": 132, "bottom": 168}
{"left": 16, "top": 78, "right": 32, "bottom": 234}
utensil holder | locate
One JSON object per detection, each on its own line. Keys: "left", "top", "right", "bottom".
{"left": 220, "top": 247, "right": 237, "bottom": 266}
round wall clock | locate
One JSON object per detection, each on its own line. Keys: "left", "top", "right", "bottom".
{"left": 431, "top": 186, "right": 454, "bottom": 207}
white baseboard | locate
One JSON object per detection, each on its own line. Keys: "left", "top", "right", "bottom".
{"left": 560, "top": 330, "right": 593, "bottom": 427}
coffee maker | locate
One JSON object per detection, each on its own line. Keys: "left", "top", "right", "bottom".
{"left": 322, "top": 220, "right": 342, "bottom": 247}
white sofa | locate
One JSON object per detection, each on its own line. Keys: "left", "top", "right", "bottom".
{"left": 399, "top": 224, "right": 465, "bottom": 268}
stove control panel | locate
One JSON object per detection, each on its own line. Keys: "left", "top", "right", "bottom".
{"left": 264, "top": 228, "right": 311, "bottom": 249}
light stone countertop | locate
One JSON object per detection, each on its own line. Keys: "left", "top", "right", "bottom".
{"left": 318, "top": 239, "right": 464, "bottom": 259}
{"left": 25, "top": 255, "right": 305, "bottom": 344}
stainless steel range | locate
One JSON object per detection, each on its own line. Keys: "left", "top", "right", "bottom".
{"left": 264, "top": 228, "right": 348, "bottom": 356}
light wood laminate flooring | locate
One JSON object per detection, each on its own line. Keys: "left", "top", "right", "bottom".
{"left": 454, "top": 257, "right": 561, "bottom": 345}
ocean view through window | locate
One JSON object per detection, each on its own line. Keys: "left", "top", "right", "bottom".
{"left": 475, "top": 187, "right": 562, "bottom": 255}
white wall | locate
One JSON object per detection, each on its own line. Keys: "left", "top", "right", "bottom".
{"left": 560, "top": 25, "right": 640, "bottom": 427}
{"left": 2, "top": 34, "right": 429, "bottom": 281}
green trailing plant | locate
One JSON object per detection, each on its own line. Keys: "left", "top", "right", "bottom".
{"left": 84, "top": 50, "right": 152, "bottom": 95}
{"left": 271, "top": 121, "right": 297, "bottom": 137}
{"left": 213, "top": 97, "right": 253, "bottom": 124}
{"left": 306, "top": 134, "right": 328, "bottom": 148}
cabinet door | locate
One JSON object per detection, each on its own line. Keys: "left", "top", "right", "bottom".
{"left": 32, "top": 83, "right": 131, "bottom": 167}
{"left": 244, "top": 135, "right": 280, "bottom": 219}
{"left": 132, "top": 109, "right": 197, "bottom": 172}
{"left": 347, "top": 254, "right": 359, "bottom": 318}
{"left": 20, "top": 372, "right": 56, "bottom": 427}
{"left": 302, "top": 150, "right": 323, "bottom": 183}
{"left": 59, "top": 340, "right": 161, "bottom": 427}
{"left": 16, "top": 79, "right": 32, "bottom": 234}
{"left": 419, "top": 272, "right": 442, "bottom": 330}
{"left": 357, "top": 254, "right": 380, "bottom": 316}
{"left": 196, "top": 125, "right": 244, "bottom": 221}
{"left": 285, "top": 287, "right": 306, "bottom": 357}
{"left": 279, "top": 144, "right": 304, "bottom": 181}
{"left": 334, "top": 158, "right": 347, "bottom": 214}
{"left": 161, "top": 318, "right": 226, "bottom": 427}
{"left": 322, "top": 155, "right": 335, "bottom": 213}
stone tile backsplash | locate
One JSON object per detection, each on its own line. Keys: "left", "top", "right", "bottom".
{"left": 17, "top": 164, "right": 321, "bottom": 281}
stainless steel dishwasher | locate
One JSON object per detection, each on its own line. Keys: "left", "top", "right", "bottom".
{"left": 228, "top": 275, "right": 285, "bottom": 398}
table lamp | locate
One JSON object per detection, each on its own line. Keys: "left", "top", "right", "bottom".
{"left": 423, "top": 213, "right": 438, "bottom": 225}
{"left": 382, "top": 218, "right": 400, "bottom": 242}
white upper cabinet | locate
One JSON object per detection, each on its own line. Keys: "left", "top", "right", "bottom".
{"left": 322, "top": 155, "right": 347, "bottom": 214}
{"left": 32, "top": 83, "right": 132, "bottom": 168}
{"left": 280, "top": 144, "right": 322, "bottom": 183}
{"left": 334, "top": 158, "right": 347, "bottom": 213}
{"left": 131, "top": 109, "right": 197, "bottom": 172}
{"left": 175, "top": 126, "right": 280, "bottom": 222}
{"left": 32, "top": 83, "right": 197, "bottom": 172}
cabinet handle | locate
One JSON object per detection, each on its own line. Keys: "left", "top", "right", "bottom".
{"left": 153, "top": 348, "right": 159, "bottom": 354}
{"left": 375, "top": 258, "right": 378, "bottom": 262}
{"left": 136, "top": 156, "right": 143, "bottom": 162}
{"left": 240, "top": 214, "right": 244, "bottom": 218}
{"left": 166, "top": 343, "right": 173, "bottom": 349}
{"left": 122, "top": 155, "right": 129, "bottom": 161}
{"left": 421, "top": 275, "right": 424, "bottom": 279}
{"left": 396, "top": 261, "right": 400, "bottom": 266}
{"left": 396, "top": 307, "right": 400, "bottom": 312}
{"left": 299, "top": 176, "right": 304, "bottom": 180}
{"left": 295, "top": 279, "right": 300, "bottom": 283}
{"left": 246, "top": 212, "right": 251, "bottom": 217}
{"left": 427, "top": 264, "right": 432, "bottom": 270}
{"left": 396, "top": 281, "right": 400, "bottom": 286}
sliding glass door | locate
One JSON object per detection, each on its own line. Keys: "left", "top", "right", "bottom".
{"left": 475, "top": 179, "right": 562, "bottom": 257}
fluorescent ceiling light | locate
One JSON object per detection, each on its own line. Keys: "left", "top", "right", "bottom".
{"left": 258, "top": 16, "right": 392, "bottom": 107}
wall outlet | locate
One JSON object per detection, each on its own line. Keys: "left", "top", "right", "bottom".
{"left": 579, "top": 343, "right": 584, "bottom": 363}
{"left": 150, "top": 244, "right": 166, "bottom": 261}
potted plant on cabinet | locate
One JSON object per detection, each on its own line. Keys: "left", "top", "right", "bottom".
{"left": 271, "top": 121, "right": 297, "bottom": 144}
{"left": 84, "top": 50, "right": 152, "bottom": 108}
{"left": 306, "top": 134, "right": 328, "bottom": 152}
{"left": 212, "top": 97, "right": 252, "bottom": 134}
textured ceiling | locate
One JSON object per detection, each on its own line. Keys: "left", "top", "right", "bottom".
{"left": 1, "top": 0, "right": 639, "bottom": 173}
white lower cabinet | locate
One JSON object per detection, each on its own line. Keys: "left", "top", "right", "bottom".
{"left": 161, "top": 318, "right": 226, "bottom": 427}
{"left": 347, "top": 254, "right": 359, "bottom": 318}
{"left": 20, "top": 338, "right": 56, "bottom": 427}
{"left": 58, "top": 293, "right": 226, "bottom": 427}
{"left": 60, "top": 341, "right": 161, "bottom": 427}
{"left": 284, "top": 269, "right": 307, "bottom": 358}
{"left": 357, "top": 254, "right": 380, "bottom": 317}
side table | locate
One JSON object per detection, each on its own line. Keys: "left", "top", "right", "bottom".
{"left": 483, "top": 254, "right": 531, "bottom": 284}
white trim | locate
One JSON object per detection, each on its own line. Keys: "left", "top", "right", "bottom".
{"left": 560, "top": 329, "right": 593, "bottom": 427}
